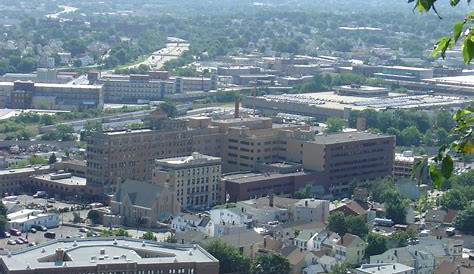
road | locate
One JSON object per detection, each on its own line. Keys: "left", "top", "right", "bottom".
{"left": 126, "top": 42, "right": 190, "bottom": 70}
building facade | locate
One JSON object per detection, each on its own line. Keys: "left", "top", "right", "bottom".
{"left": 154, "top": 153, "right": 222, "bottom": 210}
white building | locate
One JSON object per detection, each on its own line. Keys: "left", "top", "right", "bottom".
{"left": 208, "top": 207, "right": 252, "bottom": 237}
{"left": 7, "top": 209, "right": 59, "bottom": 232}
{"left": 291, "top": 199, "right": 329, "bottom": 223}
{"left": 355, "top": 263, "right": 415, "bottom": 274}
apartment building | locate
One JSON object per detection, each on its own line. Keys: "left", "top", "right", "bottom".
{"left": 393, "top": 152, "right": 423, "bottom": 178}
{"left": 153, "top": 153, "right": 222, "bottom": 210}
{"left": 0, "top": 238, "right": 218, "bottom": 274}
{"left": 0, "top": 166, "right": 51, "bottom": 195}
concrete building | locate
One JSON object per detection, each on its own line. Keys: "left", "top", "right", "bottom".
{"left": 0, "top": 238, "right": 219, "bottom": 274}
{"left": 375, "top": 66, "right": 434, "bottom": 82}
{"left": 31, "top": 171, "right": 101, "bottom": 199}
{"left": 236, "top": 196, "right": 297, "bottom": 224}
{"left": 393, "top": 152, "right": 424, "bottom": 178}
{"left": 0, "top": 166, "right": 51, "bottom": 195}
{"left": 334, "top": 84, "right": 389, "bottom": 97}
{"left": 217, "top": 66, "right": 261, "bottom": 77}
{"left": 153, "top": 153, "right": 222, "bottom": 210}
{"left": 0, "top": 81, "right": 103, "bottom": 110}
{"left": 291, "top": 199, "right": 330, "bottom": 223}
{"left": 111, "top": 179, "right": 180, "bottom": 227}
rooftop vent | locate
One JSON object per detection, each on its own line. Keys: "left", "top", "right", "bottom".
{"left": 113, "top": 239, "right": 118, "bottom": 245}
{"left": 100, "top": 248, "right": 105, "bottom": 255}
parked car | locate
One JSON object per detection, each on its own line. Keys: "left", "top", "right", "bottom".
{"left": 29, "top": 227, "right": 37, "bottom": 233}
{"left": 18, "top": 237, "right": 28, "bottom": 244}
{"left": 1, "top": 231, "right": 10, "bottom": 238}
{"left": 32, "top": 225, "right": 47, "bottom": 231}
{"left": 7, "top": 239, "right": 16, "bottom": 245}
{"left": 33, "top": 191, "right": 47, "bottom": 198}
{"left": 28, "top": 242, "right": 36, "bottom": 247}
{"left": 47, "top": 198, "right": 56, "bottom": 203}
{"left": 9, "top": 228, "right": 21, "bottom": 236}
{"left": 15, "top": 238, "right": 23, "bottom": 244}
{"left": 44, "top": 232, "right": 56, "bottom": 239}
{"left": 79, "top": 228, "right": 89, "bottom": 233}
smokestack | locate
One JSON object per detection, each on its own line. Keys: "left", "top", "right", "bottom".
{"left": 234, "top": 96, "right": 240, "bottom": 118}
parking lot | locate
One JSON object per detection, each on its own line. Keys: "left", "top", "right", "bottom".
{"left": 0, "top": 225, "right": 89, "bottom": 251}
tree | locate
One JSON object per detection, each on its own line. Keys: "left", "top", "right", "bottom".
{"left": 440, "top": 189, "right": 468, "bottom": 210}
{"left": 325, "top": 117, "right": 345, "bottom": 133}
{"left": 369, "top": 177, "right": 396, "bottom": 203}
{"left": 388, "top": 229, "right": 417, "bottom": 249}
{"left": 143, "top": 231, "right": 157, "bottom": 241}
{"left": 87, "top": 210, "right": 100, "bottom": 225}
{"left": 48, "top": 153, "right": 57, "bottom": 165}
{"left": 329, "top": 263, "right": 350, "bottom": 274}
{"left": 365, "top": 233, "right": 387, "bottom": 257}
{"left": 164, "top": 233, "right": 177, "bottom": 243}
{"left": 328, "top": 212, "right": 347, "bottom": 236}
{"left": 400, "top": 126, "right": 422, "bottom": 146}
{"left": 160, "top": 102, "right": 178, "bottom": 118}
{"left": 436, "top": 111, "right": 455, "bottom": 132}
{"left": 205, "top": 240, "right": 251, "bottom": 274}
{"left": 346, "top": 215, "right": 369, "bottom": 238}
{"left": 453, "top": 206, "right": 474, "bottom": 234}
{"left": 384, "top": 189, "right": 409, "bottom": 224}
{"left": 251, "top": 254, "right": 291, "bottom": 274}
{"left": 72, "top": 212, "right": 81, "bottom": 223}
{"left": 294, "top": 184, "right": 312, "bottom": 199}
{"left": 0, "top": 215, "right": 7, "bottom": 234}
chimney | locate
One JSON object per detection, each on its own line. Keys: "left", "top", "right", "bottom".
{"left": 234, "top": 96, "right": 240, "bottom": 118}
{"left": 269, "top": 194, "right": 274, "bottom": 207}
{"left": 305, "top": 200, "right": 308, "bottom": 207}
{"left": 55, "top": 248, "right": 65, "bottom": 262}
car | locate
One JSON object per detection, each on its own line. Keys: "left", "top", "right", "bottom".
{"left": 29, "top": 227, "right": 37, "bottom": 233}
{"left": 15, "top": 238, "right": 23, "bottom": 244}
{"left": 1, "top": 231, "right": 10, "bottom": 238}
{"left": 18, "top": 237, "right": 28, "bottom": 243}
{"left": 47, "top": 198, "right": 56, "bottom": 203}
{"left": 79, "top": 228, "right": 89, "bottom": 233}
{"left": 28, "top": 242, "right": 36, "bottom": 247}
{"left": 7, "top": 240, "right": 16, "bottom": 245}
{"left": 9, "top": 228, "right": 21, "bottom": 236}
{"left": 44, "top": 232, "right": 56, "bottom": 239}
{"left": 32, "top": 225, "right": 47, "bottom": 231}
{"left": 65, "top": 235, "right": 72, "bottom": 239}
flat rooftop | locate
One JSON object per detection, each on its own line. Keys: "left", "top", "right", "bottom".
{"left": 310, "top": 131, "right": 392, "bottom": 145}
{"left": 0, "top": 238, "right": 217, "bottom": 271}
{"left": 426, "top": 75, "right": 474, "bottom": 86}
{"left": 33, "top": 174, "right": 87, "bottom": 186}
{"left": 0, "top": 166, "right": 50, "bottom": 176}
{"left": 223, "top": 171, "right": 309, "bottom": 184}
{"left": 155, "top": 153, "right": 221, "bottom": 167}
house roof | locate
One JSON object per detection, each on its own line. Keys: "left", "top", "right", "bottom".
{"left": 337, "top": 233, "right": 363, "bottom": 248}
{"left": 114, "top": 179, "right": 166, "bottom": 209}
{"left": 206, "top": 230, "right": 264, "bottom": 248}
{"left": 331, "top": 200, "right": 368, "bottom": 216}
{"left": 295, "top": 229, "right": 319, "bottom": 242}
{"left": 425, "top": 209, "right": 458, "bottom": 224}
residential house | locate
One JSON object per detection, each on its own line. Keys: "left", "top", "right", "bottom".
{"left": 204, "top": 230, "right": 265, "bottom": 259}
{"left": 334, "top": 233, "right": 367, "bottom": 265}
{"left": 208, "top": 207, "right": 252, "bottom": 237}
{"left": 237, "top": 196, "right": 295, "bottom": 224}
{"left": 294, "top": 229, "right": 322, "bottom": 251}
{"left": 291, "top": 199, "right": 330, "bottom": 223}
{"left": 425, "top": 209, "right": 458, "bottom": 227}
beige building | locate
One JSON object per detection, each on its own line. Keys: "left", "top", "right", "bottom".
{"left": 111, "top": 179, "right": 180, "bottom": 227}
{"left": 154, "top": 153, "right": 222, "bottom": 210}
{"left": 0, "top": 166, "right": 51, "bottom": 195}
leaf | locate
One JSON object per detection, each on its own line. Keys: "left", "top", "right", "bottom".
{"left": 453, "top": 21, "right": 465, "bottom": 43}
{"left": 450, "top": 0, "right": 461, "bottom": 6}
{"left": 462, "top": 34, "right": 474, "bottom": 64}
{"left": 467, "top": 11, "right": 474, "bottom": 20}
{"left": 429, "top": 165, "right": 445, "bottom": 189}
{"left": 433, "top": 37, "right": 451, "bottom": 59}
{"left": 441, "top": 155, "right": 454, "bottom": 179}
{"left": 463, "top": 140, "right": 474, "bottom": 154}
{"left": 416, "top": 0, "right": 432, "bottom": 12}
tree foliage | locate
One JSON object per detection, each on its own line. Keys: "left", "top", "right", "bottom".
{"left": 251, "top": 254, "right": 291, "bottom": 274}
{"left": 205, "top": 240, "right": 251, "bottom": 274}
{"left": 453, "top": 206, "right": 474, "bottom": 234}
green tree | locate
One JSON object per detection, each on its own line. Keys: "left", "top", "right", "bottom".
{"left": 400, "top": 126, "right": 422, "bottom": 146}
{"left": 143, "top": 231, "right": 157, "bottom": 241}
{"left": 369, "top": 177, "right": 396, "bottom": 203}
{"left": 440, "top": 189, "right": 468, "bottom": 210}
{"left": 164, "top": 233, "right": 177, "bottom": 243}
{"left": 205, "top": 240, "right": 251, "bottom": 274}
{"left": 346, "top": 215, "right": 369, "bottom": 238}
{"left": 87, "top": 210, "right": 100, "bottom": 225}
{"left": 328, "top": 212, "right": 347, "bottom": 236}
{"left": 294, "top": 184, "right": 312, "bottom": 199}
{"left": 160, "top": 102, "right": 178, "bottom": 118}
{"left": 365, "top": 233, "right": 388, "bottom": 257}
{"left": 251, "top": 254, "right": 291, "bottom": 274}
{"left": 56, "top": 124, "right": 75, "bottom": 141}
{"left": 329, "top": 263, "right": 350, "bottom": 274}
{"left": 48, "top": 153, "right": 57, "bottom": 165}
{"left": 436, "top": 111, "right": 455, "bottom": 132}
{"left": 325, "top": 117, "right": 345, "bottom": 133}
{"left": 384, "top": 189, "right": 409, "bottom": 224}
{"left": 0, "top": 215, "right": 7, "bottom": 234}
{"left": 453, "top": 206, "right": 474, "bottom": 234}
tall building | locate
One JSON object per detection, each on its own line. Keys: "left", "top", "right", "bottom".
{"left": 153, "top": 153, "right": 222, "bottom": 210}
{"left": 86, "top": 110, "right": 394, "bottom": 197}
{"left": 86, "top": 109, "right": 224, "bottom": 192}
{"left": 0, "top": 238, "right": 219, "bottom": 274}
